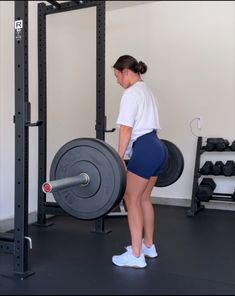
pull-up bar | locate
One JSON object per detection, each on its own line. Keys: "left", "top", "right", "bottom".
{"left": 46, "top": 0, "right": 86, "bottom": 9}
{"left": 46, "top": 1, "right": 61, "bottom": 9}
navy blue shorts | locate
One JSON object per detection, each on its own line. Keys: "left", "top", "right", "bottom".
{"left": 127, "top": 130, "right": 168, "bottom": 180}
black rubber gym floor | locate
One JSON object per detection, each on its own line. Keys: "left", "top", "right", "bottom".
{"left": 0, "top": 205, "right": 235, "bottom": 295}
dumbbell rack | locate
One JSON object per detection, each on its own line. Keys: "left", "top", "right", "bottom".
{"left": 187, "top": 137, "right": 235, "bottom": 216}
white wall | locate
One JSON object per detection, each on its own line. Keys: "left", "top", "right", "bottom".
{"left": 0, "top": 1, "right": 234, "bottom": 222}
{"left": 46, "top": 6, "right": 97, "bottom": 201}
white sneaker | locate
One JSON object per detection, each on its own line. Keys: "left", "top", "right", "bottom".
{"left": 126, "top": 240, "right": 158, "bottom": 258}
{"left": 142, "top": 241, "right": 158, "bottom": 258}
{"left": 112, "top": 250, "right": 147, "bottom": 268}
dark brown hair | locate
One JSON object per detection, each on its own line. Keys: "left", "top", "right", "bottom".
{"left": 113, "top": 55, "right": 147, "bottom": 74}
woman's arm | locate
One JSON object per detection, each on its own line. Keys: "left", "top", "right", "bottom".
{"left": 118, "top": 125, "right": 133, "bottom": 159}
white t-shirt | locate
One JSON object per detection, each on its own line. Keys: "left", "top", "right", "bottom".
{"left": 116, "top": 81, "right": 161, "bottom": 157}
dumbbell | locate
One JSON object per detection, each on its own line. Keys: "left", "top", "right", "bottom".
{"left": 205, "top": 138, "right": 224, "bottom": 151}
{"left": 196, "top": 178, "right": 216, "bottom": 202}
{"left": 215, "top": 139, "right": 229, "bottom": 151}
{"left": 200, "top": 161, "right": 213, "bottom": 175}
{"left": 212, "top": 161, "right": 224, "bottom": 175}
{"left": 222, "top": 160, "right": 235, "bottom": 176}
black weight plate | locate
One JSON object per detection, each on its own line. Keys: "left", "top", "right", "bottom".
{"left": 156, "top": 139, "right": 184, "bottom": 187}
{"left": 50, "top": 138, "right": 126, "bottom": 220}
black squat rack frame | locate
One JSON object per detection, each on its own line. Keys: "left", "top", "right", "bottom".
{"left": 0, "top": 0, "right": 107, "bottom": 279}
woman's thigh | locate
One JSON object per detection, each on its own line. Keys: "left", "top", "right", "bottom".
{"left": 125, "top": 171, "right": 149, "bottom": 201}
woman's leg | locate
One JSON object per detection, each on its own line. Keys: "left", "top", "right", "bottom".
{"left": 124, "top": 171, "right": 149, "bottom": 257}
{"left": 141, "top": 176, "right": 158, "bottom": 247}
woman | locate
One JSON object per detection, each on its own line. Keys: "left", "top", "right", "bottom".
{"left": 112, "top": 55, "right": 168, "bottom": 268}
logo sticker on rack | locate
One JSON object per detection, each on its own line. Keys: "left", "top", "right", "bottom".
{"left": 15, "top": 20, "right": 23, "bottom": 41}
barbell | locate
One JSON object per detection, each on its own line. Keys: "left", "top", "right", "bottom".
{"left": 42, "top": 137, "right": 184, "bottom": 220}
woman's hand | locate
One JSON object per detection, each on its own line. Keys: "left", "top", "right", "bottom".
{"left": 118, "top": 125, "right": 132, "bottom": 159}
{"left": 122, "top": 159, "right": 127, "bottom": 171}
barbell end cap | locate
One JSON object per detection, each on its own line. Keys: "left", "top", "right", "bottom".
{"left": 42, "top": 182, "right": 52, "bottom": 193}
